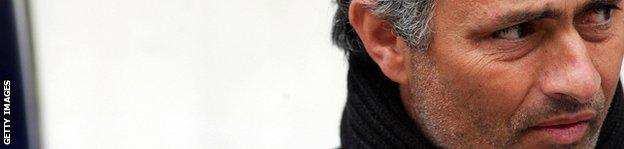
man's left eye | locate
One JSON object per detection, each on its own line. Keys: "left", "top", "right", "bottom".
{"left": 578, "top": 5, "right": 619, "bottom": 25}
{"left": 592, "top": 7, "right": 612, "bottom": 22}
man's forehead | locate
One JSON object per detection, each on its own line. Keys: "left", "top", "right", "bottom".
{"left": 434, "top": 0, "right": 622, "bottom": 31}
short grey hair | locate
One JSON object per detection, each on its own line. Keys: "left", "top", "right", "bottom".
{"left": 332, "top": 0, "right": 435, "bottom": 56}
{"left": 372, "top": 0, "right": 435, "bottom": 50}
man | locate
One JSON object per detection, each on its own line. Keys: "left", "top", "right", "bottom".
{"left": 332, "top": 0, "right": 624, "bottom": 148}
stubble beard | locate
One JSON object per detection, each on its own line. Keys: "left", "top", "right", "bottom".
{"left": 403, "top": 53, "right": 608, "bottom": 148}
{"left": 404, "top": 52, "right": 487, "bottom": 148}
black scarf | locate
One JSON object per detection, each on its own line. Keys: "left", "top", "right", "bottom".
{"left": 339, "top": 56, "right": 624, "bottom": 148}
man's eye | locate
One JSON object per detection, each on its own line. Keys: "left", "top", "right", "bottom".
{"left": 579, "top": 5, "right": 619, "bottom": 25}
{"left": 492, "top": 23, "right": 534, "bottom": 40}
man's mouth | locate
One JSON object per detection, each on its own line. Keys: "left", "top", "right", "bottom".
{"left": 530, "top": 111, "right": 596, "bottom": 144}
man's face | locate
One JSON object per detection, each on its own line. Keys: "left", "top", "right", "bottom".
{"left": 403, "top": 0, "right": 624, "bottom": 148}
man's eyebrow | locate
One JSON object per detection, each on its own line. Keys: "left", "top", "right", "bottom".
{"left": 496, "top": 7, "right": 563, "bottom": 26}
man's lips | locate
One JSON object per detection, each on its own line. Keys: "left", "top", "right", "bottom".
{"left": 530, "top": 111, "right": 596, "bottom": 144}
{"left": 535, "top": 111, "right": 595, "bottom": 127}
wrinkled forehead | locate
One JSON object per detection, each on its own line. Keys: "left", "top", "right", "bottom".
{"left": 435, "top": 0, "right": 622, "bottom": 23}
{"left": 431, "top": 0, "right": 623, "bottom": 37}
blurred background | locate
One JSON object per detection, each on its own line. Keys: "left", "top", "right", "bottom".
{"left": 21, "top": 0, "right": 624, "bottom": 148}
{"left": 30, "top": 0, "right": 347, "bottom": 148}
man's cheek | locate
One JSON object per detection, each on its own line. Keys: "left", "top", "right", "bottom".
{"left": 469, "top": 67, "right": 535, "bottom": 117}
{"left": 594, "top": 35, "right": 624, "bottom": 99}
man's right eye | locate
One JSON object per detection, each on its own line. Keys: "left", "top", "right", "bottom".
{"left": 492, "top": 23, "right": 535, "bottom": 40}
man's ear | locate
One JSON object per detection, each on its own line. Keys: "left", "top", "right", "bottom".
{"left": 348, "top": 0, "right": 409, "bottom": 84}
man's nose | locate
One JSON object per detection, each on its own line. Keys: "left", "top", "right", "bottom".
{"left": 539, "top": 31, "right": 601, "bottom": 103}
